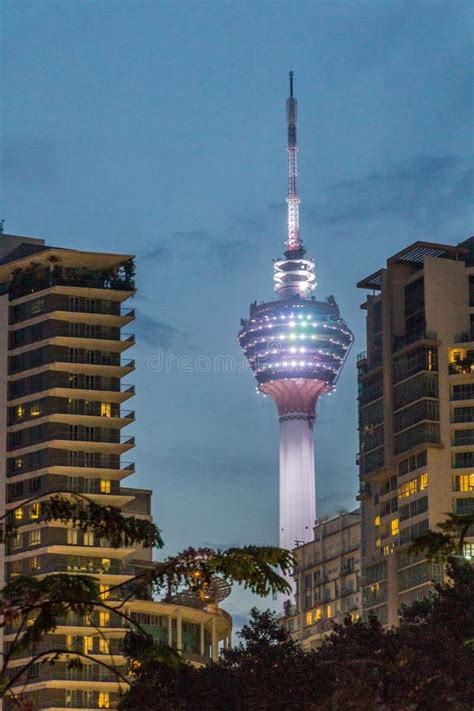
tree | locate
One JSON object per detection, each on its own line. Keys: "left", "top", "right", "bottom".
{"left": 409, "top": 512, "right": 474, "bottom": 561}
{"left": 118, "top": 516, "right": 474, "bottom": 711}
{"left": 0, "top": 493, "right": 292, "bottom": 707}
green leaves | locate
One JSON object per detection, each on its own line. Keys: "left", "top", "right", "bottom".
{"left": 146, "top": 546, "right": 293, "bottom": 599}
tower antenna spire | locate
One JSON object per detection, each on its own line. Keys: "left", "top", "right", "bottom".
{"left": 286, "top": 70, "right": 301, "bottom": 251}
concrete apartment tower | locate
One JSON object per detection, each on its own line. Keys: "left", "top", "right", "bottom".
{"left": 0, "top": 232, "right": 231, "bottom": 710}
{"left": 357, "top": 239, "right": 474, "bottom": 627}
{"left": 239, "top": 74, "right": 353, "bottom": 552}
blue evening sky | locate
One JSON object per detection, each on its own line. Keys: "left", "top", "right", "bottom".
{"left": 2, "top": 0, "right": 473, "bottom": 625}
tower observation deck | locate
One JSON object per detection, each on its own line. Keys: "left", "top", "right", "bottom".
{"left": 238, "top": 74, "right": 353, "bottom": 551}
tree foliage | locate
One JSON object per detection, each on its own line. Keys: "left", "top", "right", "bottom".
{"left": 119, "top": 561, "right": 474, "bottom": 710}
{"left": 0, "top": 494, "right": 292, "bottom": 706}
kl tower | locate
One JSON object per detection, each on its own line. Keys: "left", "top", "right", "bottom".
{"left": 239, "top": 73, "right": 353, "bottom": 551}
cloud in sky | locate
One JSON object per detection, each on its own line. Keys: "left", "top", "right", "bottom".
{"left": 307, "top": 154, "right": 473, "bottom": 229}
{"left": 134, "top": 311, "right": 198, "bottom": 351}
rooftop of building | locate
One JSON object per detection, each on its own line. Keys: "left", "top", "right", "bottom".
{"left": 357, "top": 237, "right": 474, "bottom": 291}
{"left": 0, "top": 233, "right": 133, "bottom": 274}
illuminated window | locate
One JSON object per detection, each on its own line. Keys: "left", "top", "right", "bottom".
{"left": 326, "top": 605, "right": 333, "bottom": 618}
{"left": 29, "top": 529, "right": 41, "bottom": 546}
{"left": 99, "top": 611, "right": 110, "bottom": 627}
{"left": 83, "top": 530, "right": 94, "bottom": 546}
{"left": 98, "top": 692, "right": 110, "bottom": 709}
{"left": 14, "top": 458, "right": 23, "bottom": 470}
{"left": 99, "top": 638, "right": 110, "bottom": 653}
{"left": 305, "top": 611, "right": 312, "bottom": 625}
{"left": 30, "top": 402, "right": 41, "bottom": 417}
{"left": 463, "top": 542, "right": 474, "bottom": 559}
{"left": 99, "top": 584, "right": 110, "bottom": 599}
{"left": 370, "top": 583, "right": 380, "bottom": 593}
{"left": 30, "top": 503, "right": 41, "bottom": 520}
{"left": 30, "top": 556, "right": 40, "bottom": 571}
{"left": 399, "top": 473, "right": 428, "bottom": 499}
{"left": 375, "top": 537, "right": 381, "bottom": 548}
{"left": 100, "top": 479, "right": 111, "bottom": 494}
{"left": 83, "top": 636, "right": 93, "bottom": 654}
{"left": 314, "top": 608, "right": 322, "bottom": 621}
{"left": 350, "top": 612, "right": 360, "bottom": 623}
{"left": 14, "top": 507, "right": 24, "bottom": 521}
{"left": 65, "top": 635, "right": 74, "bottom": 651}
{"left": 101, "top": 558, "right": 111, "bottom": 572}
{"left": 391, "top": 518, "right": 399, "bottom": 536}
{"left": 456, "top": 474, "right": 474, "bottom": 492}
{"left": 12, "top": 532, "right": 22, "bottom": 549}
{"left": 16, "top": 405, "right": 24, "bottom": 418}
{"left": 67, "top": 529, "right": 78, "bottom": 545}
{"left": 374, "top": 515, "right": 381, "bottom": 526}
{"left": 101, "top": 403, "right": 112, "bottom": 418}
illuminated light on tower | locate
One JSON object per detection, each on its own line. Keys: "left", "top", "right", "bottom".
{"left": 239, "top": 73, "right": 353, "bottom": 551}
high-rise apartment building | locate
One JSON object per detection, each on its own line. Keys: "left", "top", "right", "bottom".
{"left": 357, "top": 238, "right": 474, "bottom": 627}
{"left": 282, "top": 509, "right": 361, "bottom": 650}
{"left": 0, "top": 233, "right": 231, "bottom": 710}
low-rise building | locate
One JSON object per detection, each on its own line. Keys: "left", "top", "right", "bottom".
{"left": 282, "top": 509, "right": 362, "bottom": 650}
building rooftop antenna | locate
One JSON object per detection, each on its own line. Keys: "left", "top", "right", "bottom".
{"left": 286, "top": 71, "right": 301, "bottom": 252}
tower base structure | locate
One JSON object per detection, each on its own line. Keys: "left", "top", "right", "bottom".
{"left": 261, "top": 378, "right": 328, "bottom": 550}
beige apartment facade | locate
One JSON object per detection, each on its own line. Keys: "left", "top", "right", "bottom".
{"left": 357, "top": 239, "right": 474, "bottom": 627}
{"left": 0, "top": 233, "right": 231, "bottom": 710}
{"left": 282, "top": 509, "right": 361, "bottom": 650}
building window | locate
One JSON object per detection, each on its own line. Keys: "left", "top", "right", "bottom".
{"left": 98, "top": 692, "right": 110, "bottom": 709}
{"left": 29, "top": 529, "right": 41, "bottom": 546}
{"left": 30, "top": 298, "right": 44, "bottom": 316}
{"left": 463, "top": 542, "right": 474, "bottom": 559}
{"left": 326, "top": 605, "right": 333, "bottom": 618}
{"left": 30, "top": 556, "right": 40, "bottom": 571}
{"left": 99, "top": 584, "right": 110, "bottom": 599}
{"left": 99, "top": 638, "right": 110, "bottom": 653}
{"left": 16, "top": 405, "right": 24, "bottom": 419}
{"left": 374, "top": 515, "right": 381, "bottom": 526}
{"left": 99, "top": 611, "right": 110, "bottom": 627}
{"left": 453, "top": 451, "right": 474, "bottom": 469}
{"left": 83, "top": 530, "right": 94, "bottom": 546}
{"left": 29, "top": 401, "right": 41, "bottom": 417}
{"left": 399, "top": 473, "right": 428, "bottom": 499}
{"left": 14, "top": 506, "right": 24, "bottom": 521}
{"left": 11, "top": 532, "right": 22, "bottom": 549}
{"left": 391, "top": 519, "right": 399, "bottom": 536}
{"left": 30, "top": 503, "right": 41, "bottom": 520}
{"left": 454, "top": 473, "right": 474, "bottom": 492}
{"left": 84, "top": 636, "right": 94, "bottom": 654}
{"left": 100, "top": 479, "right": 111, "bottom": 494}
{"left": 305, "top": 611, "right": 312, "bottom": 625}
{"left": 455, "top": 498, "right": 474, "bottom": 514}
{"left": 101, "top": 402, "right": 112, "bottom": 417}
{"left": 67, "top": 529, "right": 78, "bottom": 545}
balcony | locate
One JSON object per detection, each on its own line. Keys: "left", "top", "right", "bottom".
{"left": 10, "top": 354, "right": 135, "bottom": 378}
{"left": 8, "top": 262, "right": 135, "bottom": 300}
{"left": 454, "top": 332, "right": 474, "bottom": 344}
{"left": 8, "top": 429, "right": 135, "bottom": 455}
{"left": 393, "top": 330, "right": 438, "bottom": 353}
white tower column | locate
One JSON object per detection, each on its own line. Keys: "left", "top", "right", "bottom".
{"left": 279, "top": 412, "right": 316, "bottom": 551}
